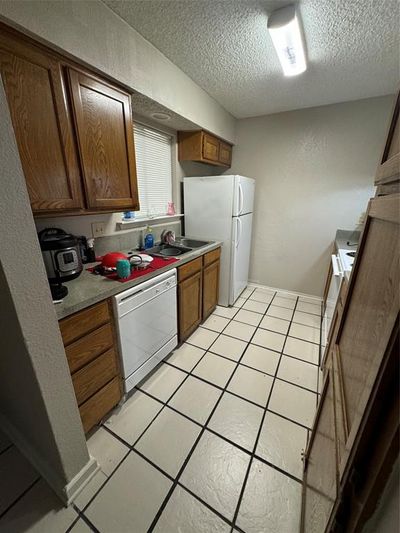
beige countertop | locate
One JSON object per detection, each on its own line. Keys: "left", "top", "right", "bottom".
{"left": 55, "top": 240, "right": 222, "bottom": 320}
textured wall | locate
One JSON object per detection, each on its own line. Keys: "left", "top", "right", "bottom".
{"left": 230, "top": 95, "right": 395, "bottom": 296}
{"left": 0, "top": 80, "right": 90, "bottom": 500}
{"left": 0, "top": 0, "right": 236, "bottom": 143}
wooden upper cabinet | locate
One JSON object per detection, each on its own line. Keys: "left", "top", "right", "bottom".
{"left": 67, "top": 68, "right": 139, "bottom": 210}
{"left": 178, "top": 130, "right": 233, "bottom": 167}
{"left": 375, "top": 91, "right": 399, "bottom": 188}
{"left": 202, "top": 133, "right": 219, "bottom": 162}
{"left": 0, "top": 31, "right": 84, "bottom": 213}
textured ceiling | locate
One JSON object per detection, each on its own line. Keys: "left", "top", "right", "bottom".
{"left": 103, "top": 0, "right": 399, "bottom": 118}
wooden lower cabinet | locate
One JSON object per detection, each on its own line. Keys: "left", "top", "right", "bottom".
{"left": 202, "top": 260, "right": 220, "bottom": 319}
{"left": 178, "top": 247, "right": 221, "bottom": 342}
{"left": 302, "top": 193, "right": 400, "bottom": 531}
{"left": 178, "top": 270, "right": 203, "bottom": 341}
{"left": 59, "top": 300, "right": 122, "bottom": 433}
{"left": 302, "top": 370, "right": 337, "bottom": 533}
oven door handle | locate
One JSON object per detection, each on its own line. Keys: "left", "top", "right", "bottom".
{"left": 331, "top": 254, "right": 342, "bottom": 277}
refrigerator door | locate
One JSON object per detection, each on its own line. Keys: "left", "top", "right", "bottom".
{"left": 184, "top": 176, "right": 234, "bottom": 307}
{"left": 230, "top": 213, "right": 253, "bottom": 305}
{"left": 233, "top": 175, "right": 255, "bottom": 216}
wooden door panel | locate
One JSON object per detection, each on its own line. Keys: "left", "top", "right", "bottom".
{"left": 178, "top": 272, "right": 202, "bottom": 341}
{"left": 336, "top": 194, "right": 400, "bottom": 474}
{"left": 0, "top": 34, "right": 83, "bottom": 212}
{"left": 375, "top": 91, "right": 399, "bottom": 186}
{"left": 68, "top": 68, "right": 139, "bottom": 210}
{"left": 202, "top": 133, "right": 219, "bottom": 162}
{"left": 302, "top": 371, "right": 337, "bottom": 532}
{"left": 219, "top": 141, "right": 232, "bottom": 166}
{"left": 203, "top": 260, "right": 219, "bottom": 319}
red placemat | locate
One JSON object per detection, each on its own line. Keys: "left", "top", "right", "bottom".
{"left": 87, "top": 256, "right": 179, "bottom": 282}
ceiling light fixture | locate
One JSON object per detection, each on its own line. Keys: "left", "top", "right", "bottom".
{"left": 267, "top": 4, "right": 307, "bottom": 77}
{"left": 151, "top": 112, "right": 171, "bottom": 121}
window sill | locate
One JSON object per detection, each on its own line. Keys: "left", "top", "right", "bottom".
{"left": 115, "top": 214, "right": 184, "bottom": 230}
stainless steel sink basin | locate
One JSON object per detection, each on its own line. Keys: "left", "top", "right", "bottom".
{"left": 145, "top": 243, "right": 193, "bottom": 258}
{"left": 175, "top": 238, "right": 210, "bottom": 248}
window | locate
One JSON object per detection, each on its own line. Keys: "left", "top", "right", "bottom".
{"left": 133, "top": 123, "right": 173, "bottom": 217}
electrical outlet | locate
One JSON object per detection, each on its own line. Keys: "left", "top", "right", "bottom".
{"left": 91, "top": 222, "right": 106, "bottom": 238}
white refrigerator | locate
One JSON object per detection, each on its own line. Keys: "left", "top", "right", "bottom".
{"left": 184, "top": 175, "right": 255, "bottom": 307}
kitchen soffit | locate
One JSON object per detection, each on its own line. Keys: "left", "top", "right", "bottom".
{"left": 102, "top": 0, "right": 399, "bottom": 119}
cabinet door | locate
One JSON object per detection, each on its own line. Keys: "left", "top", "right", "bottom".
{"left": 68, "top": 68, "right": 139, "bottom": 210}
{"left": 219, "top": 141, "right": 232, "bottom": 166}
{"left": 0, "top": 33, "right": 83, "bottom": 213}
{"left": 178, "top": 271, "right": 202, "bottom": 342}
{"left": 202, "top": 259, "right": 220, "bottom": 320}
{"left": 375, "top": 91, "right": 399, "bottom": 187}
{"left": 302, "top": 370, "right": 337, "bottom": 533}
{"left": 334, "top": 193, "right": 400, "bottom": 479}
{"left": 202, "top": 133, "right": 219, "bottom": 162}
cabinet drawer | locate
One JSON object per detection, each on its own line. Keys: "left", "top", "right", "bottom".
{"left": 178, "top": 257, "right": 203, "bottom": 282}
{"left": 203, "top": 248, "right": 221, "bottom": 267}
{"left": 60, "top": 301, "right": 110, "bottom": 345}
{"left": 66, "top": 323, "right": 114, "bottom": 373}
{"left": 72, "top": 348, "right": 118, "bottom": 405}
{"left": 79, "top": 377, "right": 121, "bottom": 433}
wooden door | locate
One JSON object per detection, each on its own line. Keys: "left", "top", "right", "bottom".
{"left": 302, "top": 370, "right": 337, "bottom": 533}
{"left": 178, "top": 271, "right": 202, "bottom": 342}
{"left": 68, "top": 68, "right": 139, "bottom": 210}
{"left": 202, "top": 133, "right": 219, "bottom": 162}
{"left": 375, "top": 91, "right": 399, "bottom": 189}
{"left": 333, "top": 193, "right": 400, "bottom": 480}
{"left": 202, "top": 259, "right": 220, "bottom": 319}
{"left": 219, "top": 141, "right": 232, "bottom": 166}
{"left": 0, "top": 31, "right": 83, "bottom": 213}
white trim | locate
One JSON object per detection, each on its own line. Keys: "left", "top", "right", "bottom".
{"left": 116, "top": 213, "right": 183, "bottom": 230}
{"left": 0, "top": 412, "right": 99, "bottom": 505}
{"left": 247, "top": 282, "right": 323, "bottom": 302}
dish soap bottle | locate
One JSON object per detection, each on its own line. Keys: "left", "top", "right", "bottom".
{"left": 144, "top": 225, "right": 154, "bottom": 249}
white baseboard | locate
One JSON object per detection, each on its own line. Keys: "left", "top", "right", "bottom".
{"left": 247, "top": 280, "right": 322, "bottom": 302}
{"left": 0, "top": 413, "right": 99, "bottom": 505}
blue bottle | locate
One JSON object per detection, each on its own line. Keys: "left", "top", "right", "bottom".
{"left": 144, "top": 226, "right": 154, "bottom": 249}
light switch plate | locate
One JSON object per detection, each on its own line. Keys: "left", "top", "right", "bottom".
{"left": 91, "top": 222, "right": 106, "bottom": 238}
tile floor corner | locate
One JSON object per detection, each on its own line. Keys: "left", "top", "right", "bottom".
{"left": 0, "top": 285, "right": 322, "bottom": 532}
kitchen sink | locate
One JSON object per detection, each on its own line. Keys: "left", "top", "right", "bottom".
{"left": 145, "top": 243, "right": 193, "bottom": 258}
{"left": 175, "top": 238, "right": 210, "bottom": 248}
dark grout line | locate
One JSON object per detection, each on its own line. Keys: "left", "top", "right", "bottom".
{"left": 0, "top": 477, "right": 41, "bottom": 521}
{"left": 146, "top": 286, "right": 271, "bottom": 531}
{"left": 78, "top": 286, "right": 320, "bottom": 530}
{"left": 69, "top": 504, "right": 100, "bottom": 533}
{"left": 230, "top": 294, "right": 303, "bottom": 529}
{"left": 0, "top": 443, "right": 13, "bottom": 457}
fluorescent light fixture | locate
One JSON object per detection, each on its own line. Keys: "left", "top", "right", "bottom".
{"left": 267, "top": 5, "right": 307, "bottom": 76}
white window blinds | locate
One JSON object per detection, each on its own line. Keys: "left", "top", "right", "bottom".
{"left": 133, "top": 123, "right": 173, "bottom": 217}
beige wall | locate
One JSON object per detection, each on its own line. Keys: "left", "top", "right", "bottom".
{"left": 230, "top": 95, "right": 395, "bottom": 296}
{"left": 0, "top": 0, "right": 235, "bottom": 143}
{"left": 0, "top": 81, "right": 96, "bottom": 503}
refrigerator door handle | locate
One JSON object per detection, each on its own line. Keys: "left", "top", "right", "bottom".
{"left": 238, "top": 183, "right": 244, "bottom": 215}
{"left": 236, "top": 217, "right": 242, "bottom": 248}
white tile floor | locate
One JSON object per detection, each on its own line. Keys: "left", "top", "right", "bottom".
{"left": 0, "top": 284, "right": 323, "bottom": 532}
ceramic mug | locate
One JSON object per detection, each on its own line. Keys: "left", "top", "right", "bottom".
{"left": 116, "top": 259, "right": 131, "bottom": 279}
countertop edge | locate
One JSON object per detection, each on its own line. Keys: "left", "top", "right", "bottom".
{"left": 56, "top": 241, "right": 222, "bottom": 320}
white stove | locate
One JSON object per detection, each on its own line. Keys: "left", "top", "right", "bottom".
{"left": 338, "top": 248, "right": 357, "bottom": 272}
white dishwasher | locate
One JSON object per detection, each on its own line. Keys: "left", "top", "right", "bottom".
{"left": 113, "top": 269, "right": 177, "bottom": 394}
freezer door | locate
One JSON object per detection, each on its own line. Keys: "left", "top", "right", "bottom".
{"left": 230, "top": 213, "right": 253, "bottom": 304}
{"left": 233, "top": 176, "right": 255, "bottom": 216}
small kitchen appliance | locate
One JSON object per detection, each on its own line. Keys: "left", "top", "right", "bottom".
{"left": 38, "top": 228, "right": 83, "bottom": 300}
